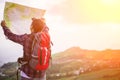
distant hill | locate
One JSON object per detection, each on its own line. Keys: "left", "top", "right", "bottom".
{"left": 1, "top": 47, "right": 120, "bottom": 80}
{"left": 52, "top": 47, "right": 120, "bottom": 62}
{"left": 48, "top": 47, "right": 120, "bottom": 79}
{"left": 0, "top": 62, "right": 17, "bottom": 80}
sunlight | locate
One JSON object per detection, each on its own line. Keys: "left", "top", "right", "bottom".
{"left": 101, "top": 0, "right": 118, "bottom": 5}
{"left": 110, "top": 25, "right": 120, "bottom": 33}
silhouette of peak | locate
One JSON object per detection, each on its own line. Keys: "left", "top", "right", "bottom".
{"left": 65, "top": 46, "right": 81, "bottom": 52}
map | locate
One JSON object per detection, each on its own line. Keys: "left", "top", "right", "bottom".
{"left": 4, "top": 2, "right": 45, "bottom": 34}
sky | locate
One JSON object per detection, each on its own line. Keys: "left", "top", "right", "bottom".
{"left": 0, "top": 0, "right": 120, "bottom": 65}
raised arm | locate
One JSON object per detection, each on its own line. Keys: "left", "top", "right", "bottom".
{"left": 1, "top": 20, "right": 27, "bottom": 45}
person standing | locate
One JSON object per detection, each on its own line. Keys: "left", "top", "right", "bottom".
{"left": 1, "top": 18, "right": 51, "bottom": 80}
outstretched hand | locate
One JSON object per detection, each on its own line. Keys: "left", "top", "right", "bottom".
{"left": 1, "top": 20, "right": 6, "bottom": 27}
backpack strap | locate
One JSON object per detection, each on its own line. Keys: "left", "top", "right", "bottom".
{"left": 31, "top": 33, "right": 41, "bottom": 58}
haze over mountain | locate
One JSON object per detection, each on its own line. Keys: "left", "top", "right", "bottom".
{"left": 1, "top": 46, "right": 120, "bottom": 80}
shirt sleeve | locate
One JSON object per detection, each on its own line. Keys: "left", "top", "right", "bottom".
{"left": 2, "top": 26, "right": 28, "bottom": 45}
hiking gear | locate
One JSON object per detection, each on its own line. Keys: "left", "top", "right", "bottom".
{"left": 29, "top": 27, "right": 51, "bottom": 71}
{"left": 3, "top": 26, "right": 52, "bottom": 78}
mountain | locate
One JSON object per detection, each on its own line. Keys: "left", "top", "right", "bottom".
{"left": 52, "top": 47, "right": 120, "bottom": 62}
{"left": 0, "top": 62, "right": 17, "bottom": 80}
{"left": 47, "top": 47, "right": 120, "bottom": 79}
{"left": 1, "top": 47, "right": 120, "bottom": 80}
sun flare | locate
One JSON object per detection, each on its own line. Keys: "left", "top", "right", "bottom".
{"left": 102, "top": 0, "right": 118, "bottom": 5}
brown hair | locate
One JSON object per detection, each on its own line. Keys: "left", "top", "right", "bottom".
{"left": 31, "top": 18, "right": 45, "bottom": 33}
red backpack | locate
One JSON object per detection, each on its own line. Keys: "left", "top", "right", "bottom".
{"left": 29, "top": 27, "right": 52, "bottom": 71}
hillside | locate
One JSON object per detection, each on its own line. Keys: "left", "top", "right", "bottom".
{"left": 0, "top": 62, "right": 17, "bottom": 80}
{"left": 53, "top": 47, "right": 120, "bottom": 61}
{"left": 1, "top": 47, "right": 120, "bottom": 80}
{"left": 50, "top": 68, "right": 120, "bottom": 80}
{"left": 48, "top": 47, "right": 120, "bottom": 79}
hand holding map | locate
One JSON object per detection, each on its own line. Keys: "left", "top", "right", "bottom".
{"left": 4, "top": 2, "right": 45, "bottom": 34}
{"left": 1, "top": 20, "right": 6, "bottom": 27}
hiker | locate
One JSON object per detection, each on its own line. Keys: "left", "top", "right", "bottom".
{"left": 1, "top": 18, "right": 52, "bottom": 80}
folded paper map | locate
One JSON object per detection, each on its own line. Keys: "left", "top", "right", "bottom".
{"left": 4, "top": 2, "right": 45, "bottom": 34}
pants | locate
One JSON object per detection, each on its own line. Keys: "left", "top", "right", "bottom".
{"left": 20, "top": 74, "right": 46, "bottom": 80}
